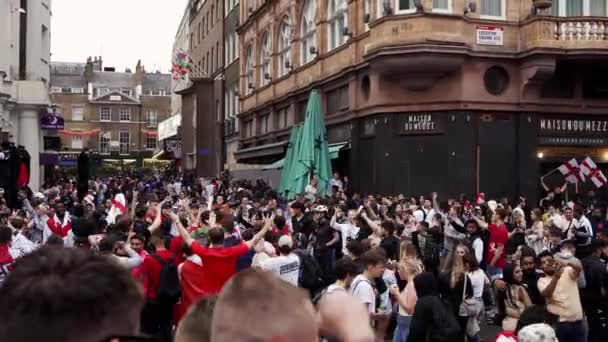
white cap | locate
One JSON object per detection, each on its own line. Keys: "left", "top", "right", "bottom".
{"left": 33, "top": 192, "right": 45, "bottom": 200}
{"left": 278, "top": 235, "right": 294, "bottom": 249}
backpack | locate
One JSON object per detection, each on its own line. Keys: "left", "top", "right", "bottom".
{"left": 294, "top": 250, "right": 324, "bottom": 293}
{"left": 151, "top": 254, "right": 181, "bottom": 303}
{"left": 428, "top": 297, "right": 461, "bottom": 342}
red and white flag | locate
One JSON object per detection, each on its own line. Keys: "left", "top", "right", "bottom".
{"left": 558, "top": 158, "right": 585, "bottom": 184}
{"left": 580, "top": 157, "right": 608, "bottom": 188}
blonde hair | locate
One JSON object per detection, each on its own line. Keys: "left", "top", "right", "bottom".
{"left": 399, "top": 241, "right": 418, "bottom": 261}
{"left": 399, "top": 259, "right": 422, "bottom": 279}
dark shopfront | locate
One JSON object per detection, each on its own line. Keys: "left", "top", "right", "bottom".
{"left": 349, "top": 112, "right": 608, "bottom": 206}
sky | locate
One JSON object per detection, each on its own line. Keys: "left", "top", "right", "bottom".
{"left": 51, "top": 0, "right": 188, "bottom": 73}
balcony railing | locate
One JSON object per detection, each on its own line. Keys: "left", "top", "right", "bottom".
{"left": 554, "top": 19, "right": 608, "bottom": 40}
{"left": 224, "top": 118, "right": 236, "bottom": 137}
{"left": 521, "top": 16, "right": 608, "bottom": 52}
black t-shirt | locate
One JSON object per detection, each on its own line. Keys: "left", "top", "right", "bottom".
{"left": 506, "top": 223, "right": 526, "bottom": 255}
{"left": 380, "top": 235, "right": 400, "bottom": 261}
{"left": 291, "top": 213, "right": 314, "bottom": 236}
{"left": 314, "top": 221, "right": 335, "bottom": 251}
{"left": 523, "top": 271, "right": 545, "bottom": 305}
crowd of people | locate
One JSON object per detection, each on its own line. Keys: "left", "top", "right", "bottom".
{"left": 0, "top": 172, "right": 607, "bottom": 342}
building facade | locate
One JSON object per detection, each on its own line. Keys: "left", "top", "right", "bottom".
{"left": 49, "top": 58, "right": 171, "bottom": 168}
{"left": 236, "top": 0, "right": 608, "bottom": 203}
{"left": 175, "top": 0, "right": 225, "bottom": 177}
{"left": 223, "top": 0, "right": 240, "bottom": 170}
{"left": 0, "top": 0, "right": 52, "bottom": 191}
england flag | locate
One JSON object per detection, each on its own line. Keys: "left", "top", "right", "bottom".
{"left": 558, "top": 158, "right": 585, "bottom": 184}
{"left": 580, "top": 157, "right": 608, "bottom": 188}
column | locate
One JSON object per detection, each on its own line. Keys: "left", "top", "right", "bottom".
{"left": 18, "top": 106, "right": 41, "bottom": 191}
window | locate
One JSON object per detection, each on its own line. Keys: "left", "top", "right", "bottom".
{"left": 259, "top": 114, "right": 270, "bottom": 134}
{"left": 245, "top": 45, "right": 254, "bottom": 94}
{"left": 99, "top": 107, "right": 111, "bottom": 121}
{"left": 481, "top": 0, "right": 505, "bottom": 18}
{"left": 96, "top": 87, "right": 109, "bottom": 96}
{"left": 244, "top": 120, "right": 254, "bottom": 137}
{"left": 216, "top": 41, "right": 220, "bottom": 69}
{"left": 211, "top": 47, "right": 215, "bottom": 72}
{"left": 72, "top": 88, "right": 84, "bottom": 93}
{"left": 432, "top": 0, "right": 451, "bottom": 12}
{"left": 61, "top": 87, "right": 72, "bottom": 93}
{"left": 326, "top": 85, "right": 349, "bottom": 114}
{"left": 233, "top": 84, "right": 239, "bottom": 118}
{"left": 260, "top": 31, "right": 272, "bottom": 85}
{"left": 119, "top": 107, "right": 131, "bottom": 122}
{"left": 71, "top": 135, "right": 83, "bottom": 149}
{"left": 206, "top": 12, "right": 209, "bottom": 32}
{"left": 121, "top": 88, "right": 131, "bottom": 96}
{"left": 207, "top": 51, "right": 210, "bottom": 74}
{"left": 328, "top": 0, "right": 348, "bottom": 50}
{"left": 146, "top": 135, "right": 157, "bottom": 150}
{"left": 224, "top": 89, "right": 231, "bottom": 120}
{"left": 50, "top": 86, "right": 61, "bottom": 93}
{"left": 72, "top": 105, "right": 84, "bottom": 121}
{"left": 364, "top": 0, "right": 371, "bottom": 30}
{"left": 396, "top": 0, "right": 415, "bottom": 13}
{"left": 551, "top": 0, "right": 607, "bottom": 16}
{"left": 211, "top": 5, "right": 214, "bottom": 23}
{"left": 198, "top": 22, "right": 202, "bottom": 44}
{"left": 278, "top": 17, "right": 291, "bottom": 77}
{"left": 99, "top": 131, "right": 110, "bottom": 154}
{"left": 119, "top": 131, "right": 130, "bottom": 155}
{"left": 145, "top": 110, "right": 158, "bottom": 127}
{"left": 224, "top": 35, "right": 230, "bottom": 66}
{"left": 277, "top": 107, "right": 289, "bottom": 128}
{"left": 301, "top": 0, "right": 317, "bottom": 64}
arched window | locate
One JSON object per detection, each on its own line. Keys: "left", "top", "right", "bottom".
{"left": 260, "top": 31, "right": 272, "bottom": 86}
{"left": 245, "top": 45, "right": 254, "bottom": 94}
{"left": 278, "top": 17, "right": 291, "bottom": 77}
{"left": 328, "top": 0, "right": 348, "bottom": 50}
{"left": 300, "top": 0, "right": 317, "bottom": 64}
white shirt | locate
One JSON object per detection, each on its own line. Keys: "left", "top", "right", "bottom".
{"left": 259, "top": 253, "right": 300, "bottom": 286}
{"left": 467, "top": 269, "right": 489, "bottom": 298}
{"left": 350, "top": 274, "right": 376, "bottom": 314}
{"left": 576, "top": 216, "right": 593, "bottom": 245}
{"left": 10, "top": 232, "right": 38, "bottom": 259}
{"left": 326, "top": 284, "right": 347, "bottom": 294}
{"left": 471, "top": 236, "right": 484, "bottom": 264}
{"left": 414, "top": 208, "right": 435, "bottom": 224}
{"left": 330, "top": 216, "right": 360, "bottom": 256}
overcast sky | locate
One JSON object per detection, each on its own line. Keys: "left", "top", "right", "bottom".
{"left": 51, "top": 0, "right": 188, "bottom": 73}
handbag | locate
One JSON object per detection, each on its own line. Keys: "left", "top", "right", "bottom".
{"left": 458, "top": 275, "right": 478, "bottom": 317}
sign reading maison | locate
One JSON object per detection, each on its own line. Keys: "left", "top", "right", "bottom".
{"left": 398, "top": 114, "right": 445, "bottom": 135}
{"left": 539, "top": 118, "right": 608, "bottom": 134}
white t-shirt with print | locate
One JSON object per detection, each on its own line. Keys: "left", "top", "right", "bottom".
{"left": 259, "top": 253, "right": 300, "bottom": 286}
{"left": 350, "top": 274, "right": 376, "bottom": 314}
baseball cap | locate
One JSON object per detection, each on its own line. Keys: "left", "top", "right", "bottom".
{"left": 278, "top": 235, "right": 294, "bottom": 249}
{"left": 314, "top": 205, "right": 328, "bottom": 213}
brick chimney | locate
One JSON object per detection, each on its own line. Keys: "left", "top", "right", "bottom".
{"left": 134, "top": 60, "right": 145, "bottom": 99}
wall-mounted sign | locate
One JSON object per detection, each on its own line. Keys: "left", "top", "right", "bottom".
{"left": 476, "top": 25, "right": 504, "bottom": 46}
{"left": 397, "top": 114, "right": 446, "bottom": 135}
{"left": 41, "top": 112, "right": 65, "bottom": 130}
{"left": 539, "top": 117, "right": 608, "bottom": 135}
{"left": 539, "top": 137, "right": 608, "bottom": 146}
{"left": 158, "top": 114, "right": 181, "bottom": 141}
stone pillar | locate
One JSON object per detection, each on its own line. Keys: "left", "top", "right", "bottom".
{"left": 18, "top": 106, "right": 41, "bottom": 191}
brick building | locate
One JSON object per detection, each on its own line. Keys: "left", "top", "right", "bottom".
{"left": 235, "top": 0, "right": 608, "bottom": 203}
{"left": 49, "top": 58, "right": 170, "bottom": 167}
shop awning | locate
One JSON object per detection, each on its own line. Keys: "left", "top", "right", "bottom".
{"left": 262, "top": 142, "right": 350, "bottom": 170}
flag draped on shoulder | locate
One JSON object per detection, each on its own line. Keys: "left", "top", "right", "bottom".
{"left": 558, "top": 158, "right": 585, "bottom": 184}
{"left": 580, "top": 157, "right": 608, "bottom": 188}
{"left": 106, "top": 193, "right": 127, "bottom": 224}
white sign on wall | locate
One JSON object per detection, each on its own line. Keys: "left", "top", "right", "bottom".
{"left": 158, "top": 114, "right": 182, "bottom": 141}
{"left": 476, "top": 25, "right": 504, "bottom": 46}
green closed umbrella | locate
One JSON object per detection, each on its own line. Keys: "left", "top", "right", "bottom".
{"left": 295, "top": 89, "right": 333, "bottom": 196}
{"left": 279, "top": 124, "right": 301, "bottom": 198}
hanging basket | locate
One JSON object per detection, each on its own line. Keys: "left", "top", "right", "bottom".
{"left": 533, "top": 0, "right": 552, "bottom": 10}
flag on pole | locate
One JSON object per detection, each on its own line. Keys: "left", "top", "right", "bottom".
{"left": 580, "top": 157, "right": 608, "bottom": 188}
{"left": 558, "top": 158, "right": 585, "bottom": 184}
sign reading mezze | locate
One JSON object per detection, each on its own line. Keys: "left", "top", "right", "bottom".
{"left": 398, "top": 114, "right": 445, "bottom": 135}
{"left": 539, "top": 118, "right": 608, "bottom": 135}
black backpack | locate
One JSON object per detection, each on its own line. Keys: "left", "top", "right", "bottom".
{"left": 151, "top": 254, "right": 181, "bottom": 303}
{"left": 294, "top": 250, "right": 324, "bottom": 293}
{"left": 428, "top": 297, "right": 461, "bottom": 342}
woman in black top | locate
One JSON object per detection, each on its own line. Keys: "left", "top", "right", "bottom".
{"left": 438, "top": 250, "right": 473, "bottom": 339}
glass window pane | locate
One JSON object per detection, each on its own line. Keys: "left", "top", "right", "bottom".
{"left": 481, "top": 0, "right": 502, "bottom": 16}
{"left": 566, "top": 0, "right": 583, "bottom": 15}
{"left": 433, "top": 0, "right": 448, "bottom": 9}
{"left": 590, "top": 0, "right": 607, "bottom": 15}
{"left": 399, "top": 0, "right": 412, "bottom": 10}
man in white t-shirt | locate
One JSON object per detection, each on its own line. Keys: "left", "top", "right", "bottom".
{"left": 330, "top": 209, "right": 360, "bottom": 256}
{"left": 326, "top": 258, "right": 360, "bottom": 294}
{"left": 259, "top": 235, "right": 300, "bottom": 286}
{"left": 350, "top": 249, "right": 386, "bottom": 315}
{"left": 414, "top": 199, "right": 435, "bottom": 225}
